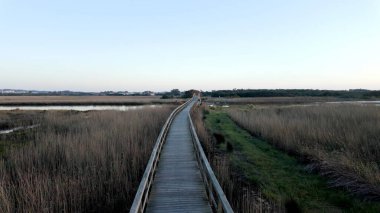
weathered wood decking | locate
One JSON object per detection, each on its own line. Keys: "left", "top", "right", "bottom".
{"left": 145, "top": 101, "right": 212, "bottom": 213}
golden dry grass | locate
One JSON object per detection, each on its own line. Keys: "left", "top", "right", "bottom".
{"left": 0, "top": 107, "right": 174, "bottom": 212}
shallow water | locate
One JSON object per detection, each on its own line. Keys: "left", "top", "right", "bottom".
{"left": 0, "top": 105, "right": 161, "bottom": 111}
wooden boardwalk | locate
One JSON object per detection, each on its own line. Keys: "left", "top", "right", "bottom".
{"left": 145, "top": 101, "right": 212, "bottom": 213}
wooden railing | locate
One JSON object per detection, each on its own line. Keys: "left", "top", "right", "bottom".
{"left": 188, "top": 105, "right": 234, "bottom": 213}
{"left": 130, "top": 96, "right": 233, "bottom": 213}
{"left": 129, "top": 98, "right": 193, "bottom": 213}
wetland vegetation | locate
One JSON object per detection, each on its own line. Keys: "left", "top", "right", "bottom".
{"left": 191, "top": 100, "right": 380, "bottom": 212}
{"left": 0, "top": 107, "right": 175, "bottom": 212}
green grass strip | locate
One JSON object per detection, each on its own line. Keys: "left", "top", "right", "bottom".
{"left": 204, "top": 108, "right": 380, "bottom": 212}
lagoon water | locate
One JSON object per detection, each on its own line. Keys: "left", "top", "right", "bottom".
{"left": 0, "top": 105, "right": 161, "bottom": 111}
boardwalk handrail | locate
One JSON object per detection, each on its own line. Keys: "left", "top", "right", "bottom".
{"left": 130, "top": 98, "right": 193, "bottom": 213}
{"left": 188, "top": 104, "right": 234, "bottom": 213}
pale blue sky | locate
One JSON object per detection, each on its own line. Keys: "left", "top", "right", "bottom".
{"left": 0, "top": 0, "right": 379, "bottom": 92}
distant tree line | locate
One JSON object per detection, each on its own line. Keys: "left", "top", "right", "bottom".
{"left": 201, "top": 89, "right": 380, "bottom": 99}
{"left": 161, "top": 89, "right": 199, "bottom": 99}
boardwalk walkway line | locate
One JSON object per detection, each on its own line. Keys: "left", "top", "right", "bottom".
{"left": 145, "top": 100, "right": 212, "bottom": 213}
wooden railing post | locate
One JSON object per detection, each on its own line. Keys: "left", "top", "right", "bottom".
{"left": 188, "top": 101, "right": 234, "bottom": 213}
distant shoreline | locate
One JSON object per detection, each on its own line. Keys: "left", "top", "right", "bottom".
{"left": 0, "top": 96, "right": 184, "bottom": 106}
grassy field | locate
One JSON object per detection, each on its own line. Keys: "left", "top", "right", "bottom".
{"left": 0, "top": 107, "right": 174, "bottom": 212}
{"left": 192, "top": 103, "right": 380, "bottom": 212}
{"left": 0, "top": 96, "right": 183, "bottom": 106}
{"left": 229, "top": 104, "right": 380, "bottom": 199}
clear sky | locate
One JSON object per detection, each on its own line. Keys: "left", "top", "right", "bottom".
{"left": 0, "top": 0, "right": 379, "bottom": 92}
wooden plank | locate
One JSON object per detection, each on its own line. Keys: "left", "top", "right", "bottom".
{"left": 130, "top": 99, "right": 192, "bottom": 213}
{"left": 145, "top": 101, "right": 212, "bottom": 213}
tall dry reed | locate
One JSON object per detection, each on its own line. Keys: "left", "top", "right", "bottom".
{"left": 228, "top": 104, "right": 380, "bottom": 200}
{"left": 0, "top": 111, "right": 42, "bottom": 130}
{"left": 0, "top": 107, "right": 174, "bottom": 212}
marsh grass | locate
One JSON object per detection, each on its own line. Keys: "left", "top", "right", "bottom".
{"left": 0, "top": 107, "right": 174, "bottom": 212}
{"left": 0, "top": 111, "right": 42, "bottom": 130}
{"left": 228, "top": 104, "right": 380, "bottom": 200}
{"left": 191, "top": 105, "right": 277, "bottom": 212}
{"left": 205, "top": 109, "right": 380, "bottom": 212}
